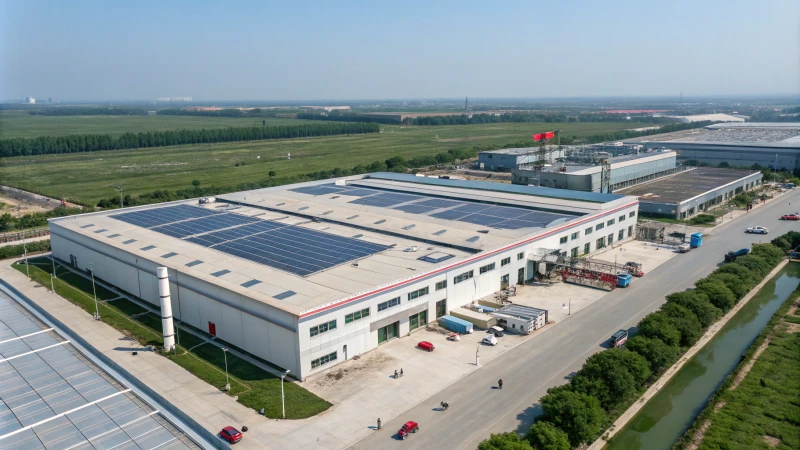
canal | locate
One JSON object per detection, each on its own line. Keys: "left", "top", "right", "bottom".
{"left": 605, "top": 262, "right": 800, "bottom": 450}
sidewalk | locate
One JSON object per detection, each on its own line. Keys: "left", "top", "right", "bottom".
{"left": 588, "top": 259, "right": 790, "bottom": 448}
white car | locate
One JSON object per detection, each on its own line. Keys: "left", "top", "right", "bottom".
{"left": 745, "top": 226, "right": 769, "bottom": 234}
{"left": 482, "top": 334, "right": 498, "bottom": 346}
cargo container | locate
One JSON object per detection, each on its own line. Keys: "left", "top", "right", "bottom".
{"left": 438, "top": 315, "right": 474, "bottom": 334}
{"left": 690, "top": 233, "right": 703, "bottom": 248}
{"left": 617, "top": 273, "right": 632, "bottom": 288}
{"left": 451, "top": 309, "right": 497, "bottom": 330}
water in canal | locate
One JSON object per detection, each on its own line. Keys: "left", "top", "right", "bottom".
{"left": 606, "top": 262, "right": 800, "bottom": 450}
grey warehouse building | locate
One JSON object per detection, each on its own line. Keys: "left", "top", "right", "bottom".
{"left": 615, "top": 167, "right": 762, "bottom": 219}
{"left": 479, "top": 147, "right": 568, "bottom": 171}
{"left": 512, "top": 151, "right": 678, "bottom": 192}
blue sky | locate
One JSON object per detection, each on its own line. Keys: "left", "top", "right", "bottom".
{"left": 1, "top": 0, "right": 798, "bottom": 101}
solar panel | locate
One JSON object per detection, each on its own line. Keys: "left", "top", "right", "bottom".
{"left": 339, "top": 188, "right": 380, "bottom": 197}
{"left": 430, "top": 209, "right": 471, "bottom": 220}
{"left": 349, "top": 192, "right": 422, "bottom": 207}
{"left": 111, "top": 204, "right": 222, "bottom": 228}
{"left": 291, "top": 185, "right": 347, "bottom": 196}
{"left": 151, "top": 213, "right": 259, "bottom": 238}
{"left": 414, "top": 198, "right": 465, "bottom": 209}
{"left": 393, "top": 204, "right": 438, "bottom": 214}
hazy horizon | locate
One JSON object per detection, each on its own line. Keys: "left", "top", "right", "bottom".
{"left": 2, "top": 0, "right": 798, "bottom": 102}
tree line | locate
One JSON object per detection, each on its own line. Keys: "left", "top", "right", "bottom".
{"left": 403, "top": 112, "right": 688, "bottom": 126}
{"left": 296, "top": 111, "right": 402, "bottom": 124}
{"left": 0, "top": 122, "right": 381, "bottom": 157}
{"left": 479, "top": 239, "right": 789, "bottom": 450}
{"left": 26, "top": 107, "right": 151, "bottom": 116}
{"left": 158, "top": 108, "right": 284, "bottom": 118}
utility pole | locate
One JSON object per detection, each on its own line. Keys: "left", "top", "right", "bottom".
{"left": 281, "top": 369, "right": 291, "bottom": 419}
{"left": 114, "top": 185, "right": 124, "bottom": 208}
{"left": 222, "top": 348, "right": 230, "bottom": 391}
{"left": 90, "top": 263, "right": 100, "bottom": 320}
{"left": 22, "top": 227, "right": 29, "bottom": 278}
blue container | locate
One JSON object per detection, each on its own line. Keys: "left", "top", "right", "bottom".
{"left": 438, "top": 315, "right": 474, "bottom": 334}
{"left": 690, "top": 233, "right": 703, "bottom": 248}
{"left": 617, "top": 273, "right": 632, "bottom": 288}
{"left": 479, "top": 306, "right": 497, "bottom": 313}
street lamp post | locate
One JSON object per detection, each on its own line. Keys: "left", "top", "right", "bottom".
{"left": 21, "top": 227, "right": 29, "bottom": 278}
{"left": 476, "top": 345, "right": 480, "bottom": 367}
{"left": 50, "top": 253, "right": 57, "bottom": 292}
{"left": 222, "top": 348, "right": 230, "bottom": 391}
{"left": 90, "top": 263, "right": 100, "bottom": 320}
{"left": 281, "top": 369, "right": 291, "bottom": 419}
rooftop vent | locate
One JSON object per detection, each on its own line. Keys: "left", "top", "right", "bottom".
{"left": 419, "top": 252, "right": 455, "bottom": 263}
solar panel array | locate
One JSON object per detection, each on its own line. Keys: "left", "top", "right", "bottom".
{"left": 290, "top": 183, "right": 578, "bottom": 230}
{"left": 110, "top": 205, "right": 391, "bottom": 277}
{"left": 0, "top": 293, "right": 199, "bottom": 450}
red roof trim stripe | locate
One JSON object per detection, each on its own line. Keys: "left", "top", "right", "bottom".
{"left": 299, "top": 201, "right": 638, "bottom": 319}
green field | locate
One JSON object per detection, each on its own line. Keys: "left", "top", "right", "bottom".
{"left": 0, "top": 110, "right": 320, "bottom": 138}
{"left": 0, "top": 121, "right": 646, "bottom": 204}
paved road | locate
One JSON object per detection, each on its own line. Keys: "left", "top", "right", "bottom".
{"left": 352, "top": 192, "right": 799, "bottom": 450}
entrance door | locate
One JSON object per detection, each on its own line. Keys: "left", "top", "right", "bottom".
{"left": 343, "top": 345, "right": 347, "bottom": 360}
{"left": 517, "top": 267, "right": 524, "bottom": 285}
{"left": 378, "top": 321, "right": 399, "bottom": 345}
{"left": 436, "top": 299, "right": 447, "bottom": 318}
{"left": 500, "top": 274, "right": 510, "bottom": 290}
{"left": 409, "top": 310, "right": 428, "bottom": 331}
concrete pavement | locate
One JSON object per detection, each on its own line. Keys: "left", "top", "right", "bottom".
{"left": 351, "top": 191, "right": 800, "bottom": 450}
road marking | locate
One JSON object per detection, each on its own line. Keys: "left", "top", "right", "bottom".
{"left": 0, "top": 328, "right": 53, "bottom": 345}
{"left": 0, "top": 389, "right": 131, "bottom": 441}
{"left": 0, "top": 341, "right": 69, "bottom": 363}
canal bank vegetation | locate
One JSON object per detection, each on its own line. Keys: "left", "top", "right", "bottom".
{"left": 477, "top": 239, "right": 790, "bottom": 450}
{"left": 674, "top": 283, "right": 800, "bottom": 450}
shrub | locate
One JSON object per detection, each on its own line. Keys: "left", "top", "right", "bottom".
{"left": 750, "top": 243, "right": 786, "bottom": 266}
{"left": 704, "top": 273, "right": 750, "bottom": 301}
{"left": 527, "top": 422, "right": 570, "bottom": 450}
{"left": 688, "top": 214, "right": 716, "bottom": 225}
{"left": 478, "top": 432, "right": 534, "bottom": 450}
{"left": 637, "top": 311, "right": 681, "bottom": 347}
{"left": 625, "top": 335, "right": 680, "bottom": 373}
{"left": 771, "top": 237, "right": 792, "bottom": 252}
{"left": 571, "top": 349, "right": 651, "bottom": 410}
{"left": 715, "top": 263, "right": 760, "bottom": 289}
{"left": 661, "top": 303, "right": 704, "bottom": 347}
{"left": 735, "top": 254, "right": 770, "bottom": 278}
{"left": 666, "top": 290, "right": 720, "bottom": 328}
{"left": 0, "top": 239, "right": 51, "bottom": 259}
{"left": 539, "top": 390, "right": 604, "bottom": 447}
{"left": 695, "top": 279, "right": 736, "bottom": 312}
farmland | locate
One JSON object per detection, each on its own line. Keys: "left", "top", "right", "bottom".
{"left": 0, "top": 110, "right": 320, "bottom": 138}
{"left": 0, "top": 121, "right": 647, "bottom": 205}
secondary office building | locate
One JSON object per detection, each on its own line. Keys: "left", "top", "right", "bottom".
{"left": 49, "top": 173, "right": 639, "bottom": 380}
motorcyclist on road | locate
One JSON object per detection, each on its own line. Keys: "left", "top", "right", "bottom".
{"left": 498, "top": 379, "right": 503, "bottom": 389}
{"left": 440, "top": 401, "right": 449, "bottom": 410}
{"left": 394, "top": 370, "right": 399, "bottom": 378}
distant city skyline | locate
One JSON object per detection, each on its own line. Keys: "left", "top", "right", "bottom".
{"left": 1, "top": 0, "right": 798, "bottom": 101}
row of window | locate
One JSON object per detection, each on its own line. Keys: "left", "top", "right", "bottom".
{"left": 311, "top": 351, "right": 337, "bottom": 369}
{"left": 453, "top": 270, "right": 474, "bottom": 284}
{"left": 408, "top": 287, "right": 429, "bottom": 300}
{"left": 310, "top": 320, "right": 337, "bottom": 337}
{"left": 501, "top": 257, "right": 511, "bottom": 267}
{"left": 378, "top": 297, "right": 401, "bottom": 312}
{"left": 345, "top": 308, "right": 370, "bottom": 324}
{"left": 569, "top": 210, "right": 638, "bottom": 242}
{"left": 436, "top": 280, "right": 447, "bottom": 290}
{"left": 479, "top": 263, "right": 495, "bottom": 274}
{"left": 569, "top": 225, "right": 635, "bottom": 257}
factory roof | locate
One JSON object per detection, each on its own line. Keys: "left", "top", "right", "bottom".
{"left": 51, "top": 174, "right": 636, "bottom": 317}
{"left": 543, "top": 151, "right": 676, "bottom": 175}
{"left": 479, "top": 147, "right": 538, "bottom": 156}
{"left": 615, "top": 167, "right": 761, "bottom": 204}
{"left": 625, "top": 122, "right": 800, "bottom": 148}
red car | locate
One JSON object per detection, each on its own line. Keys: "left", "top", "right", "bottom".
{"left": 417, "top": 341, "right": 435, "bottom": 352}
{"left": 397, "top": 421, "right": 419, "bottom": 439}
{"left": 781, "top": 214, "right": 800, "bottom": 220}
{"left": 220, "top": 426, "right": 242, "bottom": 444}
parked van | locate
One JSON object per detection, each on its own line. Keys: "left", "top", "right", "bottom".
{"left": 488, "top": 326, "right": 505, "bottom": 337}
{"left": 610, "top": 329, "right": 628, "bottom": 348}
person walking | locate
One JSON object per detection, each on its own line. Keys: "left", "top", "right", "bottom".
{"left": 498, "top": 379, "right": 503, "bottom": 390}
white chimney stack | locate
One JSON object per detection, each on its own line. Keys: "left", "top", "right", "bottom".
{"left": 157, "top": 267, "right": 176, "bottom": 351}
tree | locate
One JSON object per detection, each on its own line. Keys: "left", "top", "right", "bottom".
{"left": 539, "top": 389, "right": 604, "bottom": 447}
{"left": 661, "top": 303, "right": 703, "bottom": 346}
{"left": 268, "top": 171, "right": 276, "bottom": 177}
{"left": 718, "top": 161, "right": 730, "bottom": 168}
{"left": 637, "top": 311, "right": 681, "bottom": 347}
{"left": 666, "top": 291, "right": 720, "bottom": 328}
{"left": 715, "top": 263, "right": 759, "bottom": 289}
{"left": 571, "top": 349, "right": 651, "bottom": 409}
{"left": 695, "top": 278, "right": 736, "bottom": 312}
{"left": 478, "top": 432, "right": 534, "bottom": 450}
{"left": 191, "top": 179, "right": 201, "bottom": 187}
{"left": 771, "top": 237, "right": 791, "bottom": 252}
{"left": 625, "top": 335, "right": 679, "bottom": 372}
{"left": 703, "top": 273, "right": 749, "bottom": 301}
{"left": 750, "top": 243, "right": 785, "bottom": 266}
{"left": 527, "top": 422, "right": 570, "bottom": 450}
{"left": 735, "top": 254, "right": 770, "bottom": 278}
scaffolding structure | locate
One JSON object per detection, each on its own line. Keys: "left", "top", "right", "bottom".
{"left": 552, "top": 257, "right": 628, "bottom": 291}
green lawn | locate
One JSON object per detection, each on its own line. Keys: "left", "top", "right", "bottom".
{"left": 13, "top": 258, "right": 331, "bottom": 419}
{"left": 0, "top": 110, "right": 322, "bottom": 138}
{"left": 0, "top": 121, "right": 647, "bottom": 205}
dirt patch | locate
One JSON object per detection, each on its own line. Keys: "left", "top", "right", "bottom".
{"left": 685, "top": 419, "right": 712, "bottom": 450}
{"left": 310, "top": 351, "right": 394, "bottom": 390}
{"left": 763, "top": 435, "right": 781, "bottom": 447}
{"left": 786, "top": 323, "right": 800, "bottom": 333}
{"left": 730, "top": 337, "right": 771, "bottom": 390}
{"left": 714, "top": 400, "right": 726, "bottom": 412}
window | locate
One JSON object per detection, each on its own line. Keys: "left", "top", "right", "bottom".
{"left": 560, "top": 251, "right": 567, "bottom": 257}
{"left": 310, "top": 320, "right": 337, "bottom": 337}
{"left": 378, "top": 297, "right": 401, "bottom": 312}
{"left": 408, "top": 287, "right": 429, "bottom": 301}
{"left": 571, "top": 232, "right": 579, "bottom": 241}
{"left": 607, "top": 218, "right": 615, "bottom": 226}
{"left": 479, "top": 263, "right": 496, "bottom": 274}
{"left": 501, "top": 257, "right": 511, "bottom": 267}
{"left": 311, "top": 352, "right": 337, "bottom": 369}
{"left": 435, "top": 280, "right": 447, "bottom": 291}
{"left": 628, "top": 225, "right": 633, "bottom": 237}
{"left": 584, "top": 242, "right": 591, "bottom": 254}
{"left": 629, "top": 211, "right": 636, "bottom": 218}
{"left": 585, "top": 227, "right": 593, "bottom": 235}
{"left": 618, "top": 229, "right": 624, "bottom": 241}
{"left": 517, "top": 252, "right": 524, "bottom": 260}
{"left": 454, "top": 270, "right": 474, "bottom": 284}
{"left": 596, "top": 237, "right": 606, "bottom": 249}
{"left": 570, "top": 247, "right": 578, "bottom": 257}
{"left": 559, "top": 236, "right": 568, "bottom": 244}
{"left": 409, "top": 310, "right": 428, "bottom": 331}
{"left": 619, "top": 215, "right": 626, "bottom": 222}
{"left": 608, "top": 233, "right": 614, "bottom": 245}
{"left": 345, "top": 308, "right": 370, "bottom": 324}
{"left": 596, "top": 223, "right": 604, "bottom": 231}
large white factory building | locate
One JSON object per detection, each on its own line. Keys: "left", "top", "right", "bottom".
{"left": 49, "top": 173, "right": 639, "bottom": 380}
